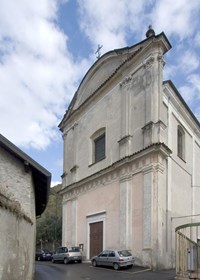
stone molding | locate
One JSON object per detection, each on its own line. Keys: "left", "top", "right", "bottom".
{"left": 118, "top": 135, "right": 132, "bottom": 145}
{"left": 63, "top": 122, "right": 78, "bottom": 138}
{"left": 61, "top": 143, "right": 171, "bottom": 202}
{"left": 143, "top": 55, "right": 155, "bottom": 69}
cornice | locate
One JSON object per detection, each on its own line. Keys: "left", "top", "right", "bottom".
{"left": 61, "top": 142, "right": 171, "bottom": 201}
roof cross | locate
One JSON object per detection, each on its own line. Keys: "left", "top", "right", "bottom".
{"left": 95, "top": 44, "right": 103, "bottom": 59}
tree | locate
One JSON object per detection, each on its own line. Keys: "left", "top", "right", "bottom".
{"left": 36, "top": 184, "right": 62, "bottom": 251}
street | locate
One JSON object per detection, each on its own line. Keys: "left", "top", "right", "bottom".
{"left": 34, "top": 261, "right": 175, "bottom": 280}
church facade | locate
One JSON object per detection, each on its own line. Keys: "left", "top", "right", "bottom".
{"left": 59, "top": 28, "right": 200, "bottom": 269}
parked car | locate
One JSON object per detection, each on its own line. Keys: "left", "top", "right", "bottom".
{"left": 91, "top": 249, "right": 134, "bottom": 270}
{"left": 52, "top": 246, "right": 82, "bottom": 264}
{"left": 35, "top": 249, "right": 52, "bottom": 261}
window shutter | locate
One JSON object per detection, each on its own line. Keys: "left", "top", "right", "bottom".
{"left": 95, "top": 133, "right": 105, "bottom": 162}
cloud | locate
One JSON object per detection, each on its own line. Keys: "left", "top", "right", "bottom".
{"left": 1, "top": 0, "right": 200, "bottom": 153}
{"left": 194, "top": 32, "right": 200, "bottom": 47}
{"left": 179, "top": 74, "right": 200, "bottom": 115}
{"left": 181, "top": 50, "right": 200, "bottom": 74}
{"left": 0, "top": 0, "right": 89, "bottom": 150}
{"left": 151, "top": 0, "right": 200, "bottom": 40}
{"left": 77, "top": 0, "right": 149, "bottom": 53}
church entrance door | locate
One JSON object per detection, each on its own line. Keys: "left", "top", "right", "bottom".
{"left": 90, "top": 221, "right": 103, "bottom": 258}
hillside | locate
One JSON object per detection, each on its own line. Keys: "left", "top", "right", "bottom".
{"left": 36, "top": 184, "right": 62, "bottom": 251}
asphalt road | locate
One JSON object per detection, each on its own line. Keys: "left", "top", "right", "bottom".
{"left": 34, "top": 261, "right": 175, "bottom": 280}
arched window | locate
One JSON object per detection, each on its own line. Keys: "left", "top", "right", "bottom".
{"left": 177, "top": 125, "right": 185, "bottom": 160}
{"left": 91, "top": 128, "right": 106, "bottom": 163}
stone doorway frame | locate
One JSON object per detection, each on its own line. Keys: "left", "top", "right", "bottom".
{"left": 86, "top": 211, "right": 106, "bottom": 260}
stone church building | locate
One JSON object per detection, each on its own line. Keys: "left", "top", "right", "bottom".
{"left": 0, "top": 134, "right": 51, "bottom": 279}
{"left": 59, "top": 27, "right": 200, "bottom": 269}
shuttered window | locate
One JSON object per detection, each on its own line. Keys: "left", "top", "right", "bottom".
{"left": 94, "top": 133, "right": 105, "bottom": 162}
{"left": 177, "top": 126, "right": 185, "bottom": 160}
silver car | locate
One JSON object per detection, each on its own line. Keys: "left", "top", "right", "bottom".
{"left": 52, "top": 246, "right": 82, "bottom": 264}
{"left": 91, "top": 249, "right": 134, "bottom": 270}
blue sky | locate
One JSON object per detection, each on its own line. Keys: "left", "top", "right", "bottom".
{"left": 0, "top": 0, "right": 200, "bottom": 186}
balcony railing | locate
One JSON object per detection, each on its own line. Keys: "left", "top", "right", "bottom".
{"left": 176, "top": 222, "right": 200, "bottom": 279}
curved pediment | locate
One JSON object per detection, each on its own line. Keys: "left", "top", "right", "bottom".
{"left": 72, "top": 46, "right": 142, "bottom": 111}
{"left": 59, "top": 31, "right": 172, "bottom": 129}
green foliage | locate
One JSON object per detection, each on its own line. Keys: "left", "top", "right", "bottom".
{"left": 36, "top": 184, "right": 62, "bottom": 245}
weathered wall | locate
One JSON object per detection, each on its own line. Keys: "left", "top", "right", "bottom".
{"left": 0, "top": 146, "right": 36, "bottom": 280}
{"left": 61, "top": 35, "right": 200, "bottom": 269}
{"left": 162, "top": 85, "right": 200, "bottom": 268}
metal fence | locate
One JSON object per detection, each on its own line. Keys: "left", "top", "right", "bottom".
{"left": 176, "top": 222, "right": 200, "bottom": 279}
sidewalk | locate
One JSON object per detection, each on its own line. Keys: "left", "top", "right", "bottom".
{"left": 130, "top": 266, "right": 175, "bottom": 280}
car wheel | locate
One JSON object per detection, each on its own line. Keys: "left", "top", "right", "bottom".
{"left": 52, "top": 258, "right": 55, "bottom": 263}
{"left": 128, "top": 264, "right": 133, "bottom": 268}
{"left": 92, "top": 260, "right": 97, "bottom": 267}
{"left": 113, "top": 263, "right": 120, "bottom": 270}
{"left": 78, "top": 260, "right": 82, "bottom": 263}
{"left": 64, "top": 258, "right": 69, "bottom": 264}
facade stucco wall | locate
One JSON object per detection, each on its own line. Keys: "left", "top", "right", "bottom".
{"left": 163, "top": 87, "right": 200, "bottom": 267}
{"left": 63, "top": 181, "right": 120, "bottom": 259}
{"left": 194, "top": 142, "right": 200, "bottom": 213}
{"left": 64, "top": 83, "right": 122, "bottom": 184}
{"left": 61, "top": 35, "right": 200, "bottom": 269}
{"left": 0, "top": 146, "right": 36, "bottom": 280}
{"left": 132, "top": 173, "right": 144, "bottom": 258}
{"left": 63, "top": 52, "right": 161, "bottom": 186}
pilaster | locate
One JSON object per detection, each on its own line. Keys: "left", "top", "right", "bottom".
{"left": 119, "top": 175, "right": 132, "bottom": 249}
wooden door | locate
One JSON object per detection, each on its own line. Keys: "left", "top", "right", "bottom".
{"left": 90, "top": 221, "right": 103, "bottom": 258}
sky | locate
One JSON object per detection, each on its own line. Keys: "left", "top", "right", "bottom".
{"left": 0, "top": 0, "right": 200, "bottom": 186}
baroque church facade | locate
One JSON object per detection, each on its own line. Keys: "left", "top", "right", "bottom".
{"left": 59, "top": 27, "right": 200, "bottom": 269}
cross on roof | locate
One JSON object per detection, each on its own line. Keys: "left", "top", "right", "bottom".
{"left": 95, "top": 44, "right": 103, "bottom": 59}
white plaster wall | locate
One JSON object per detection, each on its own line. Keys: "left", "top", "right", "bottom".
{"left": 193, "top": 142, "right": 200, "bottom": 215}
{"left": 74, "top": 181, "right": 120, "bottom": 259}
{"left": 0, "top": 147, "right": 36, "bottom": 280}
{"left": 63, "top": 50, "right": 165, "bottom": 188}
{"left": 61, "top": 39, "right": 200, "bottom": 270}
{"left": 67, "top": 83, "right": 122, "bottom": 183}
{"left": 164, "top": 96, "right": 200, "bottom": 267}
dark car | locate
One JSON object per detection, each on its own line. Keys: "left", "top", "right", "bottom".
{"left": 91, "top": 249, "right": 134, "bottom": 270}
{"left": 35, "top": 249, "right": 52, "bottom": 261}
{"left": 52, "top": 246, "right": 82, "bottom": 264}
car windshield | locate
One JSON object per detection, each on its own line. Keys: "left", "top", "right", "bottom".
{"left": 118, "top": 250, "right": 132, "bottom": 257}
{"left": 68, "top": 247, "right": 80, "bottom": 252}
{"left": 43, "top": 249, "right": 50, "bottom": 253}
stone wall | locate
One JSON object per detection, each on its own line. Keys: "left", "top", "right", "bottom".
{"left": 0, "top": 146, "right": 36, "bottom": 280}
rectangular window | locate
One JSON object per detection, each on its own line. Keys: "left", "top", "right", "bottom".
{"left": 177, "top": 126, "right": 185, "bottom": 160}
{"left": 94, "top": 133, "right": 105, "bottom": 162}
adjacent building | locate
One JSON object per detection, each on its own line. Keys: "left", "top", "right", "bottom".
{"left": 0, "top": 134, "right": 51, "bottom": 280}
{"left": 59, "top": 27, "right": 200, "bottom": 269}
